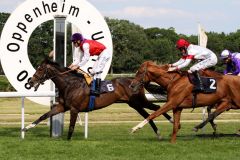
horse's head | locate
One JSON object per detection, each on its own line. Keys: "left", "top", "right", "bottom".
{"left": 29, "top": 58, "right": 57, "bottom": 91}
{"left": 130, "top": 61, "right": 155, "bottom": 92}
{"left": 130, "top": 61, "right": 181, "bottom": 92}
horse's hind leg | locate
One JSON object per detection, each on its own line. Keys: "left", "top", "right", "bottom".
{"left": 193, "top": 102, "right": 229, "bottom": 132}
{"left": 207, "top": 106, "right": 217, "bottom": 135}
{"left": 22, "top": 103, "right": 65, "bottom": 131}
{"left": 68, "top": 108, "right": 78, "bottom": 140}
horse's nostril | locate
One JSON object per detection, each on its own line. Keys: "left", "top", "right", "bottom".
{"left": 28, "top": 80, "right": 34, "bottom": 87}
{"left": 129, "top": 84, "right": 133, "bottom": 89}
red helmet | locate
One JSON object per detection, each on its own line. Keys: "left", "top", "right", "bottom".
{"left": 176, "top": 38, "right": 190, "bottom": 49}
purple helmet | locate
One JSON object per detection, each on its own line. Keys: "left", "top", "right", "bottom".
{"left": 71, "top": 33, "right": 84, "bottom": 42}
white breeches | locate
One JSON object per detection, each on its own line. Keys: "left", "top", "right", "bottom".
{"left": 190, "top": 54, "right": 218, "bottom": 72}
{"left": 92, "top": 49, "right": 110, "bottom": 79}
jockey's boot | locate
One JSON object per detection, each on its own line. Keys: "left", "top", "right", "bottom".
{"left": 192, "top": 71, "right": 204, "bottom": 92}
{"left": 90, "top": 78, "right": 101, "bottom": 96}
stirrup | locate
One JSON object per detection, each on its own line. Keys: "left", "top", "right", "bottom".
{"left": 192, "top": 86, "right": 204, "bottom": 92}
{"left": 90, "top": 90, "right": 100, "bottom": 96}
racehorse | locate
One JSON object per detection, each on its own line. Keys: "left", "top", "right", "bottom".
{"left": 130, "top": 61, "right": 240, "bottom": 143}
{"left": 23, "top": 58, "right": 172, "bottom": 140}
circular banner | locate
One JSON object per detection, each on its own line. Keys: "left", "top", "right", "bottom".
{"left": 0, "top": 0, "right": 113, "bottom": 105}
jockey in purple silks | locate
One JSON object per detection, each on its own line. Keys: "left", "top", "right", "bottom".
{"left": 221, "top": 49, "right": 240, "bottom": 76}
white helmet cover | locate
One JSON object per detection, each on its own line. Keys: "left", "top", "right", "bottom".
{"left": 221, "top": 49, "right": 230, "bottom": 59}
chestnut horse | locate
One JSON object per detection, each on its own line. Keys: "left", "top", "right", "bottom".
{"left": 23, "top": 58, "right": 172, "bottom": 140}
{"left": 130, "top": 61, "right": 240, "bottom": 143}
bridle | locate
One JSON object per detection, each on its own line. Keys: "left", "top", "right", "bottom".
{"left": 31, "top": 64, "right": 73, "bottom": 91}
{"left": 130, "top": 67, "right": 148, "bottom": 91}
{"left": 131, "top": 65, "right": 181, "bottom": 91}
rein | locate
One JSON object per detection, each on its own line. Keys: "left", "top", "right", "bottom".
{"left": 59, "top": 69, "right": 73, "bottom": 75}
{"left": 131, "top": 67, "right": 148, "bottom": 89}
{"left": 33, "top": 67, "right": 74, "bottom": 88}
{"left": 163, "top": 71, "right": 181, "bottom": 88}
{"left": 133, "top": 65, "right": 182, "bottom": 91}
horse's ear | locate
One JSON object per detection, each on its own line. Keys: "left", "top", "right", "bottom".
{"left": 43, "top": 56, "right": 51, "bottom": 64}
{"left": 48, "top": 50, "right": 54, "bottom": 58}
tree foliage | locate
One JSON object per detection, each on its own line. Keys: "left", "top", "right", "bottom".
{"left": 0, "top": 12, "right": 240, "bottom": 74}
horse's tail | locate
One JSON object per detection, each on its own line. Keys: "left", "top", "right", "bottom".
{"left": 144, "top": 83, "right": 166, "bottom": 95}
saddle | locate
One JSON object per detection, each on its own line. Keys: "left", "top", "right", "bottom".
{"left": 188, "top": 74, "right": 217, "bottom": 94}
{"left": 76, "top": 69, "right": 93, "bottom": 85}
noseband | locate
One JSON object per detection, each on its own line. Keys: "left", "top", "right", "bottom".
{"left": 130, "top": 67, "right": 148, "bottom": 91}
{"left": 34, "top": 65, "right": 74, "bottom": 82}
{"left": 131, "top": 66, "right": 180, "bottom": 91}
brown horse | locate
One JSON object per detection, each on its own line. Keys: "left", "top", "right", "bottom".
{"left": 23, "top": 58, "right": 172, "bottom": 140}
{"left": 130, "top": 61, "right": 240, "bottom": 143}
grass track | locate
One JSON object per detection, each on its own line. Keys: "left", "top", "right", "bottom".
{"left": 0, "top": 123, "right": 240, "bottom": 160}
{"left": 0, "top": 98, "right": 240, "bottom": 159}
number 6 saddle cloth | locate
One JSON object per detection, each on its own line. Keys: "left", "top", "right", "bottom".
{"left": 76, "top": 69, "right": 115, "bottom": 94}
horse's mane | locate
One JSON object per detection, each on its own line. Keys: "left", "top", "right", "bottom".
{"left": 143, "top": 61, "right": 223, "bottom": 78}
{"left": 202, "top": 69, "right": 223, "bottom": 78}
{"left": 44, "top": 58, "right": 84, "bottom": 78}
{"left": 144, "top": 61, "right": 182, "bottom": 75}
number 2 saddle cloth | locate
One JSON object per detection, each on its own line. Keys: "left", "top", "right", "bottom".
{"left": 188, "top": 75, "right": 217, "bottom": 93}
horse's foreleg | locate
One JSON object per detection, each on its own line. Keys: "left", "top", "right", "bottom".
{"left": 171, "top": 108, "right": 183, "bottom": 143}
{"left": 67, "top": 108, "right": 78, "bottom": 140}
{"left": 22, "top": 103, "right": 65, "bottom": 132}
{"left": 132, "top": 102, "right": 175, "bottom": 133}
{"left": 133, "top": 107, "right": 162, "bottom": 139}
{"left": 144, "top": 103, "right": 173, "bottom": 123}
{"left": 193, "top": 102, "right": 229, "bottom": 132}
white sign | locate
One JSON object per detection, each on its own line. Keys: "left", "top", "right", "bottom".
{"left": 0, "top": 0, "right": 113, "bottom": 105}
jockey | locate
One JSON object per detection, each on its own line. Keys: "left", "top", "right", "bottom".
{"left": 68, "top": 33, "right": 110, "bottom": 96}
{"left": 168, "top": 38, "right": 218, "bottom": 92}
{"left": 221, "top": 49, "right": 240, "bottom": 76}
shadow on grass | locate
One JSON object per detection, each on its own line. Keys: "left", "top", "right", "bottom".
{"left": 0, "top": 126, "right": 51, "bottom": 139}
{"left": 196, "top": 133, "right": 240, "bottom": 138}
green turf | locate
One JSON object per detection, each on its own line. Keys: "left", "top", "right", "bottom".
{"left": 1, "top": 98, "right": 240, "bottom": 159}
{"left": 0, "top": 123, "right": 240, "bottom": 160}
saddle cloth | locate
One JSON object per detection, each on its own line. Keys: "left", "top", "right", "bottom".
{"left": 188, "top": 75, "right": 217, "bottom": 93}
{"left": 99, "top": 80, "right": 115, "bottom": 94}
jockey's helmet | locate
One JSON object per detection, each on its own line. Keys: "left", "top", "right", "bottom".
{"left": 176, "top": 38, "right": 190, "bottom": 49}
{"left": 71, "top": 33, "right": 84, "bottom": 42}
{"left": 221, "top": 49, "right": 231, "bottom": 59}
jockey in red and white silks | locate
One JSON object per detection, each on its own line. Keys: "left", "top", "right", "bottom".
{"left": 169, "top": 39, "right": 218, "bottom": 73}
{"left": 69, "top": 33, "right": 110, "bottom": 96}
{"left": 168, "top": 38, "right": 218, "bottom": 92}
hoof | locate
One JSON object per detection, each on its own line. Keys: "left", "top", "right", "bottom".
{"left": 131, "top": 126, "right": 141, "bottom": 134}
{"left": 170, "top": 140, "right": 176, "bottom": 144}
{"left": 236, "top": 131, "right": 240, "bottom": 136}
{"left": 131, "top": 129, "right": 137, "bottom": 134}
{"left": 156, "top": 131, "right": 163, "bottom": 140}
{"left": 22, "top": 128, "right": 27, "bottom": 132}
{"left": 157, "top": 135, "right": 163, "bottom": 140}
{"left": 192, "top": 127, "right": 198, "bottom": 132}
{"left": 212, "top": 132, "right": 217, "bottom": 136}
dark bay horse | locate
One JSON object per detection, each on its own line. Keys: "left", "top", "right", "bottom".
{"left": 23, "top": 58, "right": 172, "bottom": 140}
{"left": 130, "top": 61, "right": 240, "bottom": 143}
